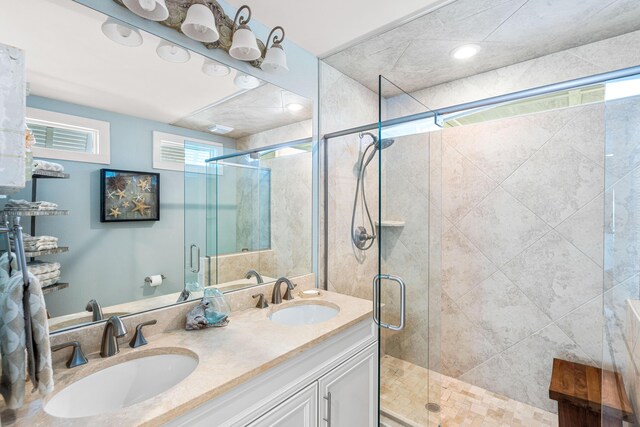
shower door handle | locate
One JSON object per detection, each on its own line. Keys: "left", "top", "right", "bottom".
{"left": 372, "top": 274, "right": 406, "bottom": 331}
{"left": 189, "top": 244, "right": 200, "bottom": 273}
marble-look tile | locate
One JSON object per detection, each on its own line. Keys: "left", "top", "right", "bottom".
{"left": 441, "top": 227, "right": 497, "bottom": 300}
{"left": 502, "top": 131, "right": 604, "bottom": 227}
{"left": 604, "top": 167, "right": 640, "bottom": 284}
{"left": 457, "top": 187, "right": 550, "bottom": 267}
{"left": 555, "top": 295, "right": 603, "bottom": 366}
{"left": 604, "top": 95, "right": 640, "bottom": 182}
{"left": 441, "top": 294, "right": 498, "bottom": 378}
{"left": 458, "top": 271, "right": 551, "bottom": 351}
{"left": 556, "top": 193, "right": 604, "bottom": 267}
{"left": 0, "top": 44, "right": 25, "bottom": 190}
{"left": 458, "top": 354, "right": 544, "bottom": 409}
{"left": 502, "top": 230, "right": 602, "bottom": 320}
{"left": 441, "top": 144, "right": 498, "bottom": 223}
{"left": 236, "top": 119, "right": 312, "bottom": 151}
{"left": 502, "top": 323, "right": 592, "bottom": 412}
{"left": 444, "top": 109, "right": 571, "bottom": 183}
{"left": 552, "top": 104, "right": 605, "bottom": 167}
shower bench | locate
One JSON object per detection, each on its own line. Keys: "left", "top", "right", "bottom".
{"left": 549, "top": 358, "right": 634, "bottom": 427}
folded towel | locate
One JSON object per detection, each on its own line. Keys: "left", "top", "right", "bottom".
{"left": 39, "top": 277, "right": 60, "bottom": 287}
{"left": 4, "top": 200, "right": 58, "bottom": 211}
{"left": 34, "top": 270, "right": 60, "bottom": 281}
{"left": 0, "top": 273, "right": 53, "bottom": 409}
{"left": 33, "top": 160, "right": 64, "bottom": 172}
{"left": 11, "top": 233, "right": 58, "bottom": 244}
{"left": 15, "top": 243, "right": 59, "bottom": 252}
{"left": 27, "top": 262, "right": 61, "bottom": 276}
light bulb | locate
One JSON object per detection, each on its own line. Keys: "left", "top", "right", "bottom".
{"left": 139, "top": 0, "right": 156, "bottom": 12}
{"left": 117, "top": 26, "right": 133, "bottom": 38}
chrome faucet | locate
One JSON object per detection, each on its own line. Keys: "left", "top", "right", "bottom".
{"left": 271, "top": 277, "right": 295, "bottom": 304}
{"left": 245, "top": 269, "right": 264, "bottom": 284}
{"left": 85, "top": 299, "right": 103, "bottom": 322}
{"left": 100, "top": 315, "right": 127, "bottom": 358}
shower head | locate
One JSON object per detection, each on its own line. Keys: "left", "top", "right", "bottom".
{"left": 375, "top": 138, "right": 395, "bottom": 150}
{"left": 359, "top": 132, "right": 395, "bottom": 150}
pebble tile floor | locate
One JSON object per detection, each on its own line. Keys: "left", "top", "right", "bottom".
{"left": 380, "top": 355, "right": 558, "bottom": 427}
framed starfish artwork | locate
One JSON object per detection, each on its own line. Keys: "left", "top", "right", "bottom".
{"left": 100, "top": 169, "right": 160, "bottom": 222}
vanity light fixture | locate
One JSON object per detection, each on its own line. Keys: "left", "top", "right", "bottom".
{"left": 233, "top": 72, "right": 261, "bottom": 89}
{"left": 101, "top": 18, "right": 143, "bottom": 47}
{"left": 229, "top": 5, "right": 261, "bottom": 61}
{"left": 181, "top": 4, "right": 219, "bottom": 43}
{"left": 156, "top": 41, "right": 191, "bottom": 63}
{"left": 122, "top": 0, "right": 169, "bottom": 21}
{"left": 261, "top": 26, "right": 288, "bottom": 74}
{"left": 202, "top": 59, "right": 231, "bottom": 77}
{"left": 451, "top": 44, "right": 481, "bottom": 60}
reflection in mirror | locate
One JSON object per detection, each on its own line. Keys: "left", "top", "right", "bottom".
{"left": 184, "top": 140, "right": 313, "bottom": 297}
{"left": 0, "top": 0, "right": 313, "bottom": 333}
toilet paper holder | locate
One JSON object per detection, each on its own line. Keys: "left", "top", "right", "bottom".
{"left": 145, "top": 274, "right": 166, "bottom": 283}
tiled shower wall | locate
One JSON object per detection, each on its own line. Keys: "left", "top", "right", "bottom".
{"left": 320, "top": 62, "right": 379, "bottom": 300}
{"left": 321, "top": 28, "right": 640, "bottom": 415}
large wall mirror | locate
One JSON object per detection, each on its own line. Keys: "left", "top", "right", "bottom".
{"left": 0, "top": 0, "right": 314, "bottom": 333}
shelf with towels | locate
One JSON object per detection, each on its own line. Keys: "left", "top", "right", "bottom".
{"left": 3, "top": 209, "right": 69, "bottom": 216}
{"left": 32, "top": 170, "right": 70, "bottom": 179}
{"left": 41, "top": 282, "right": 69, "bottom": 295}
{"left": 23, "top": 246, "right": 68, "bottom": 258}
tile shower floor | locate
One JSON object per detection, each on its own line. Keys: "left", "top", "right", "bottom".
{"left": 380, "top": 355, "right": 558, "bottom": 427}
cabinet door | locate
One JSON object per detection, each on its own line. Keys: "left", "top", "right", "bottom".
{"left": 318, "top": 343, "right": 378, "bottom": 427}
{"left": 247, "top": 382, "right": 318, "bottom": 427}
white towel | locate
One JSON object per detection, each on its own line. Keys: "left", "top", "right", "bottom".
{"left": 27, "top": 262, "right": 60, "bottom": 276}
{"left": 11, "top": 233, "right": 58, "bottom": 244}
{"left": 0, "top": 273, "right": 54, "bottom": 409}
{"left": 33, "top": 159, "right": 64, "bottom": 172}
{"left": 15, "top": 242, "right": 58, "bottom": 252}
{"left": 4, "top": 200, "right": 58, "bottom": 211}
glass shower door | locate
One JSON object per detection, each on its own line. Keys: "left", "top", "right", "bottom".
{"left": 376, "top": 76, "right": 442, "bottom": 427}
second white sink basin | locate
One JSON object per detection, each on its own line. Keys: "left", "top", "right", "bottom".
{"left": 269, "top": 302, "right": 339, "bottom": 326}
{"left": 44, "top": 351, "right": 198, "bottom": 418}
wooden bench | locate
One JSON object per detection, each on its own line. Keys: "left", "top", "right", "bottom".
{"left": 549, "top": 358, "right": 635, "bottom": 426}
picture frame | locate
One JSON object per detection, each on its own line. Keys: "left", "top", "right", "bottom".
{"left": 100, "top": 169, "right": 160, "bottom": 222}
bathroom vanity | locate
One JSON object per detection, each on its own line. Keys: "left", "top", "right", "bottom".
{"left": 3, "top": 289, "right": 376, "bottom": 426}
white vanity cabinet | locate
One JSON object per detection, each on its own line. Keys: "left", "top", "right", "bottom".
{"left": 318, "top": 344, "right": 377, "bottom": 426}
{"left": 247, "top": 383, "right": 318, "bottom": 427}
{"left": 166, "top": 319, "right": 377, "bottom": 427}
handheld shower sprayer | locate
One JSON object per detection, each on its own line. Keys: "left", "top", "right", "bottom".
{"left": 351, "top": 132, "right": 395, "bottom": 251}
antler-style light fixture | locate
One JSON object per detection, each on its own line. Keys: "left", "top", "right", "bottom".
{"left": 229, "top": 5, "right": 261, "bottom": 61}
{"left": 261, "top": 26, "right": 288, "bottom": 74}
{"left": 122, "top": 0, "right": 169, "bottom": 21}
{"left": 181, "top": 4, "right": 219, "bottom": 43}
{"left": 101, "top": 18, "right": 143, "bottom": 47}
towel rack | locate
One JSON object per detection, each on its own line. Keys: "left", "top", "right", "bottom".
{"left": 1, "top": 215, "right": 30, "bottom": 289}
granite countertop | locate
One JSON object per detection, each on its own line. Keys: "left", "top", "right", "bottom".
{"left": 3, "top": 291, "right": 372, "bottom": 426}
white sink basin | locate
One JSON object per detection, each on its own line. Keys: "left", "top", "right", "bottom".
{"left": 45, "top": 352, "right": 198, "bottom": 418}
{"left": 269, "top": 302, "right": 339, "bottom": 326}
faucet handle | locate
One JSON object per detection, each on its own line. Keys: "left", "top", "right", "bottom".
{"left": 51, "top": 341, "right": 88, "bottom": 368}
{"left": 129, "top": 319, "right": 157, "bottom": 348}
{"left": 252, "top": 293, "right": 269, "bottom": 309}
{"left": 283, "top": 283, "right": 297, "bottom": 301}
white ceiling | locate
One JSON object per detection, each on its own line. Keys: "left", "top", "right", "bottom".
{"left": 225, "top": 0, "right": 449, "bottom": 57}
{"left": 0, "top": 0, "right": 243, "bottom": 125}
{"left": 322, "top": 0, "right": 640, "bottom": 94}
{"left": 0, "top": 0, "right": 312, "bottom": 137}
{"left": 174, "top": 84, "right": 313, "bottom": 138}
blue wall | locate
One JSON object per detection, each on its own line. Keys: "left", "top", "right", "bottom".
{"left": 11, "top": 96, "right": 235, "bottom": 317}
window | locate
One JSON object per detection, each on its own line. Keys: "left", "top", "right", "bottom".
{"left": 27, "top": 108, "right": 110, "bottom": 164}
{"left": 152, "top": 131, "right": 223, "bottom": 173}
